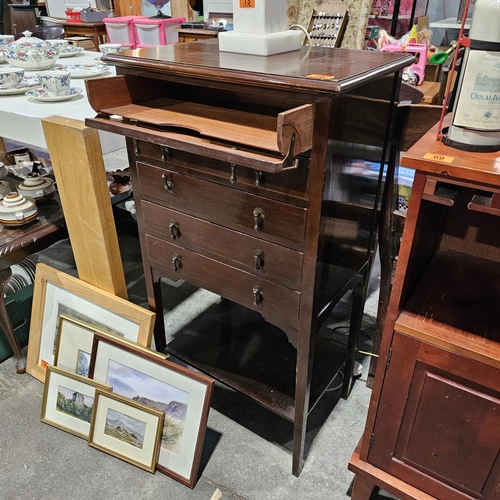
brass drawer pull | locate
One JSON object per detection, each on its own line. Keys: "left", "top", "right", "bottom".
{"left": 133, "top": 138, "right": 140, "bottom": 157}
{"left": 253, "top": 208, "right": 265, "bottom": 232}
{"left": 169, "top": 220, "right": 179, "bottom": 241}
{"left": 162, "top": 173, "right": 175, "bottom": 193}
{"left": 161, "top": 146, "right": 171, "bottom": 163}
{"left": 254, "top": 249, "right": 264, "bottom": 271}
{"left": 172, "top": 253, "right": 182, "bottom": 272}
{"left": 253, "top": 286, "right": 263, "bottom": 306}
{"left": 255, "top": 171, "right": 263, "bottom": 187}
{"left": 230, "top": 164, "right": 237, "bottom": 184}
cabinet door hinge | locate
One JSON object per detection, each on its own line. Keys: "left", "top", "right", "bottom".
{"left": 385, "top": 347, "right": 393, "bottom": 370}
{"left": 369, "top": 433, "right": 375, "bottom": 450}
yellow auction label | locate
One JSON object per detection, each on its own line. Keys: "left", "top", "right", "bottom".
{"left": 240, "top": 0, "right": 255, "bottom": 7}
{"left": 424, "top": 152, "right": 454, "bottom": 163}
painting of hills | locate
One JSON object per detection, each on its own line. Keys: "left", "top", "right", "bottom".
{"left": 105, "top": 408, "right": 146, "bottom": 449}
{"left": 106, "top": 360, "right": 189, "bottom": 456}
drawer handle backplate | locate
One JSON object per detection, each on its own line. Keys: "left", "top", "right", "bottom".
{"left": 169, "top": 220, "right": 179, "bottom": 241}
{"left": 172, "top": 253, "right": 182, "bottom": 273}
{"left": 133, "top": 138, "right": 140, "bottom": 157}
{"left": 253, "top": 286, "right": 263, "bottom": 306}
{"left": 254, "top": 249, "right": 264, "bottom": 271}
{"left": 253, "top": 208, "right": 265, "bottom": 232}
{"left": 162, "top": 173, "right": 175, "bottom": 193}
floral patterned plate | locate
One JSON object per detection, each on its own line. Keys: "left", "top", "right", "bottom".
{"left": 51, "top": 63, "right": 109, "bottom": 78}
{"left": 58, "top": 46, "right": 86, "bottom": 58}
{"left": 26, "top": 86, "right": 82, "bottom": 102}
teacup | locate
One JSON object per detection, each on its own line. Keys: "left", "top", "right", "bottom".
{"left": 47, "top": 39, "right": 69, "bottom": 52}
{"left": 37, "top": 70, "right": 71, "bottom": 97}
{"left": 14, "top": 149, "right": 31, "bottom": 166}
{"left": 99, "top": 43, "right": 122, "bottom": 55}
{"left": 0, "top": 35, "right": 14, "bottom": 48}
{"left": 0, "top": 68, "right": 24, "bottom": 90}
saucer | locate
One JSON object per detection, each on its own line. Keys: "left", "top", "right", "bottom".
{"left": 58, "top": 46, "right": 85, "bottom": 58}
{"left": 0, "top": 76, "right": 41, "bottom": 95}
{"left": 51, "top": 63, "right": 109, "bottom": 79}
{"left": 25, "top": 86, "right": 83, "bottom": 102}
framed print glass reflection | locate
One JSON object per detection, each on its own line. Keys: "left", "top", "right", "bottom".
{"left": 89, "top": 334, "right": 214, "bottom": 487}
{"left": 41, "top": 365, "right": 112, "bottom": 439}
{"left": 26, "top": 263, "right": 155, "bottom": 382}
{"left": 89, "top": 389, "right": 164, "bottom": 473}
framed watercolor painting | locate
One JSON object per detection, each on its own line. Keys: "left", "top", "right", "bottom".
{"left": 26, "top": 263, "right": 156, "bottom": 383}
{"left": 88, "top": 389, "right": 164, "bottom": 474}
{"left": 41, "top": 365, "right": 112, "bottom": 440}
{"left": 89, "top": 333, "right": 214, "bottom": 488}
{"left": 54, "top": 315, "right": 167, "bottom": 377}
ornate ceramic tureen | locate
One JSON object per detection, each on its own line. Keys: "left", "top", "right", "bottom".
{"left": 4, "top": 31, "right": 60, "bottom": 70}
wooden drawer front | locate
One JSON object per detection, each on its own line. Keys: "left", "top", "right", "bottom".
{"left": 141, "top": 201, "right": 303, "bottom": 289}
{"left": 134, "top": 141, "right": 309, "bottom": 206}
{"left": 146, "top": 235, "right": 300, "bottom": 327}
{"left": 137, "top": 162, "right": 307, "bottom": 249}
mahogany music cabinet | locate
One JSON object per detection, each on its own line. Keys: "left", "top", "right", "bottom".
{"left": 86, "top": 40, "right": 411, "bottom": 475}
{"left": 349, "top": 121, "right": 500, "bottom": 498}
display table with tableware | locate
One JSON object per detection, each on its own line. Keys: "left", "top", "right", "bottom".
{"left": 0, "top": 47, "right": 124, "bottom": 154}
{"left": 0, "top": 150, "right": 66, "bottom": 374}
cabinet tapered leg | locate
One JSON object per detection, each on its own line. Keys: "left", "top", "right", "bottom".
{"left": 351, "top": 474, "right": 375, "bottom": 500}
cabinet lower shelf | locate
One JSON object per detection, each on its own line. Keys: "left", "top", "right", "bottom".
{"left": 165, "top": 298, "right": 347, "bottom": 422}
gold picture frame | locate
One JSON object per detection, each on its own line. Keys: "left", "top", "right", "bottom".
{"left": 41, "top": 365, "right": 112, "bottom": 440}
{"left": 54, "top": 315, "right": 167, "bottom": 378}
{"left": 26, "top": 263, "right": 156, "bottom": 382}
{"left": 89, "top": 333, "right": 214, "bottom": 487}
{"left": 88, "top": 389, "right": 165, "bottom": 474}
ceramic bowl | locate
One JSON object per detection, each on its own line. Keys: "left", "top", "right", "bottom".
{"left": 4, "top": 30, "right": 60, "bottom": 70}
{"left": 0, "top": 192, "right": 38, "bottom": 226}
{"left": 0, "top": 180, "right": 10, "bottom": 199}
{"left": 17, "top": 172, "right": 55, "bottom": 201}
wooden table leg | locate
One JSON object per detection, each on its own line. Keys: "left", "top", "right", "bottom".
{"left": 0, "top": 268, "right": 26, "bottom": 373}
{"left": 351, "top": 474, "right": 376, "bottom": 500}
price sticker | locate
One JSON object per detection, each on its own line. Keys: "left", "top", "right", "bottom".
{"left": 240, "top": 0, "right": 255, "bottom": 7}
{"left": 424, "top": 152, "right": 454, "bottom": 163}
{"left": 40, "top": 359, "right": 49, "bottom": 369}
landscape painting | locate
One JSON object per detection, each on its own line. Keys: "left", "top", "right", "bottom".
{"left": 56, "top": 385, "right": 94, "bottom": 423}
{"left": 105, "top": 360, "right": 190, "bottom": 456}
{"left": 53, "top": 303, "right": 125, "bottom": 355}
{"left": 104, "top": 408, "right": 146, "bottom": 449}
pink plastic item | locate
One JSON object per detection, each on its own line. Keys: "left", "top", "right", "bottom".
{"left": 132, "top": 17, "right": 185, "bottom": 48}
{"left": 380, "top": 43, "right": 427, "bottom": 86}
{"left": 104, "top": 16, "right": 148, "bottom": 50}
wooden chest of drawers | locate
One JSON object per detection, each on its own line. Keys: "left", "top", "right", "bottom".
{"left": 86, "top": 40, "right": 412, "bottom": 476}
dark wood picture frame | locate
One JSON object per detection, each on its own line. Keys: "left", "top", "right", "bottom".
{"left": 88, "top": 333, "right": 214, "bottom": 488}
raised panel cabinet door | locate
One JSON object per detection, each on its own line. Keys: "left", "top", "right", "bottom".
{"left": 369, "top": 332, "right": 500, "bottom": 500}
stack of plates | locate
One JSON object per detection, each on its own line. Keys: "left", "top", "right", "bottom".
{"left": 5, "top": 258, "right": 36, "bottom": 296}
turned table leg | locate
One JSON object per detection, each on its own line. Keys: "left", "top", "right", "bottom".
{"left": 0, "top": 268, "right": 26, "bottom": 373}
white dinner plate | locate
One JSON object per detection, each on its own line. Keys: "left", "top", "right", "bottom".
{"left": 51, "top": 63, "right": 109, "bottom": 79}
{"left": 11, "top": 264, "right": 33, "bottom": 286}
{"left": 58, "top": 46, "right": 85, "bottom": 58}
{"left": 26, "top": 86, "right": 83, "bottom": 102}
{"left": 0, "top": 76, "right": 41, "bottom": 95}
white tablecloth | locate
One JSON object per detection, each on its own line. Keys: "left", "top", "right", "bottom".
{"left": 0, "top": 51, "right": 125, "bottom": 154}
